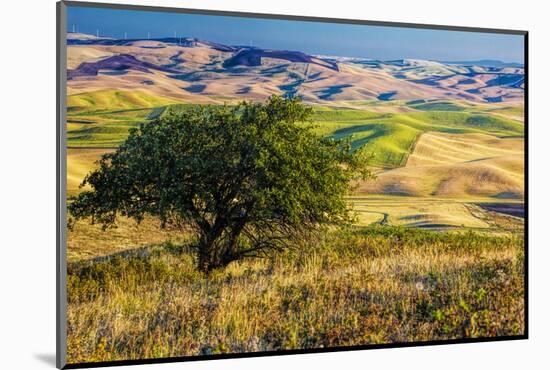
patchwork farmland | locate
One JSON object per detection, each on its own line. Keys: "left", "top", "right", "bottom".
{"left": 67, "top": 90, "right": 524, "bottom": 233}
{"left": 64, "top": 31, "right": 525, "bottom": 363}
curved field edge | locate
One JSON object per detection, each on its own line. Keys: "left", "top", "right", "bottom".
{"left": 358, "top": 131, "right": 525, "bottom": 199}
{"left": 66, "top": 226, "right": 524, "bottom": 363}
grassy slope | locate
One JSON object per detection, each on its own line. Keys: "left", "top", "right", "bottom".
{"left": 67, "top": 90, "right": 175, "bottom": 147}
{"left": 310, "top": 106, "right": 523, "bottom": 168}
{"left": 406, "top": 132, "right": 524, "bottom": 167}
{"left": 66, "top": 226, "right": 524, "bottom": 363}
{"left": 356, "top": 129, "right": 525, "bottom": 201}
{"left": 67, "top": 92, "right": 524, "bottom": 167}
{"left": 68, "top": 89, "right": 180, "bottom": 112}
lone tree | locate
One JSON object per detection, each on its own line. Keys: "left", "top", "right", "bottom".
{"left": 69, "top": 96, "right": 372, "bottom": 272}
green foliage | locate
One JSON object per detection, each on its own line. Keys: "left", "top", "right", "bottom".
{"left": 69, "top": 96, "right": 372, "bottom": 272}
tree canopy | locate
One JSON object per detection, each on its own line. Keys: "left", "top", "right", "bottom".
{"left": 69, "top": 96, "right": 372, "bottom": 272}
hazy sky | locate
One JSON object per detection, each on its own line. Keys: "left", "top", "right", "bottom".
{"left": 67, "top": 6, "right": 524, "bottom": 63}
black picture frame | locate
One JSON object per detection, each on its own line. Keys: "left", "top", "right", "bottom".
{"left": 56, "top": 1, "right": 528, "bottom": 368}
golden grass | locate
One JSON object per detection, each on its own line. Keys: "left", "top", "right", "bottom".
{"left": 67, "top": 216, "right": 190, "bottom": 262}
{"left": 66, "top": 227, "right": 525, "bottom": 364}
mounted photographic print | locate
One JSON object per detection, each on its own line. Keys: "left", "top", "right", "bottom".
{"left": 56, "top": 1, "right": 527, "bottom": 368}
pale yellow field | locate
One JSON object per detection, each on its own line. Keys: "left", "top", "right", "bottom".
{"left": 67, "top": 148, "right": 114, "bottom": 196}
{"left": 406, "top": 132, "right": 523, "bottom": 167}
{"left": 68, "top": 215, "right": 189, "bottom": 262}
{"left": 358, "top": 132, "right": 524, "bottom": 199}
{"left": 348, "top": 131, "right": 524, "bottom": 231}
{"left": 348, "top": 195, "right": 522, "bottom": 231}
{"left": 67, "top": 46, "right": 116, "bottom": 69}
{"left": 349, "top": 196, "right": 487, "bottom": 227}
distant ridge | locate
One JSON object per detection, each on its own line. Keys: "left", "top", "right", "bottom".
{"left": 67, "top": 54, "right": 181, "bottom": 79}
{"left": 67, "top": 36, "right": 239, "bottom": 52}
{"left": 442, "top": 60, "right": 524, "bottom": 68}
{"left": 223, "top": 49, "right": 339, "bottom": 71}
{"left": 67, "top": 32, "right": 113, "bottom": 41}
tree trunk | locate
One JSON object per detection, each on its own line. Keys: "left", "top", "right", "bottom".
{"left": 197, "top": 244, "right": 212, "bottom": 273}
{"left": 197, "top": 235, "right": 218, "bottom": 273}
{"left": 196, "top": 225, "right": 245, "bottom": 273}
{"left": 197, "top": 233, "right": 230, "bottom": 273}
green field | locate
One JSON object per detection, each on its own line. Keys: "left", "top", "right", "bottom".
{"left": 68, "top": 89, "right": 180, "bottom": 112}
{"left": 68, "top": 91, "right": 524, "bottom": 169}
{"left": 67, "top": 90, "right": 175, "bottom": 148}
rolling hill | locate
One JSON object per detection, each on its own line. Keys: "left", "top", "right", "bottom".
{"left": 65, "top": 33, "right": 525, "bottom": 229}
{"left": 66, "top": 34, "right": 524, "bottom": 104}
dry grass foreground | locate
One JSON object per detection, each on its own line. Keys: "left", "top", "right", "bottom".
{"left": 66, "top": 226, "right": 524, "bottom": 364}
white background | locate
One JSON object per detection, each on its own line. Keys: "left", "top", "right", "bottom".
{"left": 0, "top": 0, "right": 548, "bottom": 368}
